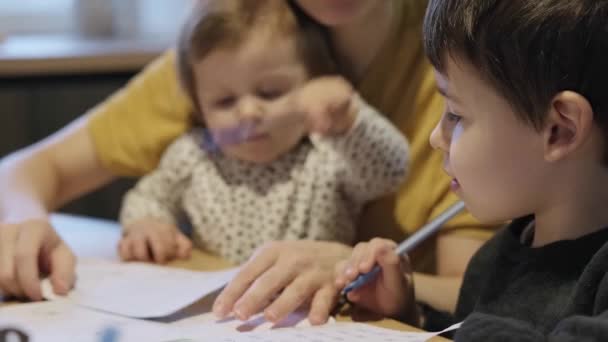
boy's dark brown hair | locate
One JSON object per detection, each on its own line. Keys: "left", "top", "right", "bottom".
{"left": 177, "top": 0, "right": 336, "bottom": 117}
{"left": 423, "top": 0, "right": 608, "bottom": 151}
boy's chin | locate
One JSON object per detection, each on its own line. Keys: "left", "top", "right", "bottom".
{"left": 463, "top": 202, "right": 515, "bottom": 225}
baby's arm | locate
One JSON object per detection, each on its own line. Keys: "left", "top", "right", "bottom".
{"left": 311, "top": 97, "right": 409, "bottom": 203}
{"left": 277, "top": 75, "right": 408, "bottom": 203}
{"left": 119, "top": 132, "right": 200, "bottom": 262}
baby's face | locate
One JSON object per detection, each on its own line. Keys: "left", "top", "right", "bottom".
{"left": 194, "top": 29, "right": 309, "bottom": 164}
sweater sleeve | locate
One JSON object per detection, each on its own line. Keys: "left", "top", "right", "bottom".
{"left": 88, "top": 50, "right": 194, "bottom": 177}
{"left": 455, "top": 311, "right": 608, "bottom": 342}
{"left": 119, "top": 131, "right": 202, "bottom": 227}
{"left": 310, "top": 98, "right": 409, "bottom": 204}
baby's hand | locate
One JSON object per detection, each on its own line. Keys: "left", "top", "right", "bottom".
{"left": 119, "top": 218, "right": 192, "bottom": 264}
{"left": 335, "top": 238, "right": 415, "bottom": 320}
{"left": 295, "top": 76, "right": 358, "bottom": 136}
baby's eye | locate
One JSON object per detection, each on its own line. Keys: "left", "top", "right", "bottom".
{"left": 215, "top": 96, "right": 236, "bottom": 108}
{"left": 257, "top": 88, "right": 285, "bottom": 101}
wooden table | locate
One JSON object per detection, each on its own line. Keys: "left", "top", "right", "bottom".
{"left": 1, "top": 213, "right": 450, "bottom": 341}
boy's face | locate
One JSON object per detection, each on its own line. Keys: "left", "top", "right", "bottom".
{"left": 193, "top": 28, "right": 309, "bottom": 164}
{"left": 430, "top": 57, "right": 552, "bottom": 223}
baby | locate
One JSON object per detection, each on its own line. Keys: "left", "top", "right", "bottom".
{"left": 118, "top": 0, "right": 409, "bottom": 265}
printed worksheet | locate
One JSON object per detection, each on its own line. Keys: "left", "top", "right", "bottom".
{"left": 1, "top": 301, "right": 460, "bottom": 342}
{"left": 154, "top": 287, "right": 335, "bottom": 335}
{"left": 41, "top": 258, "right": 239, "bottom": 318}
{"left": 0, "top": 301, "right": 179, "bottom": 341}
{"left": 164, "top": 321, "right": 462, "bottom": 342}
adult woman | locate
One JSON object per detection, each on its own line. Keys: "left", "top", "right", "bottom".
{"left": 0, "top": 0, "right": 491, "bottom": 324}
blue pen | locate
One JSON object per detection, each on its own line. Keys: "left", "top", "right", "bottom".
{"left": 341, "top": 201, "right": 466, "bottom": 296}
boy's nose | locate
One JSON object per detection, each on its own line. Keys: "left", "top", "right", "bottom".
{"left": 430, "top": 116, "right": 449, "bottom": 152}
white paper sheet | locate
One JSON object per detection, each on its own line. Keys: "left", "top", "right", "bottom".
{"left": 41, "top": 258, "right": 239, "bottom": 318}
{"left": 153, "top": 286, "right": 335, "bottom": 335}
{"left": 28, "top": 256, "right": 462, "bottom": 341}
{"left": 1, "top": 297, "right": 336, "bottom": 342}
{"left": 164, "top": 321, "right": 462, "bottom": 342}
{"left": 1, "top": 301, "right": 460, "bottom": 342}
{"left": 0, "top": 301, "right": 179, "bottom": 342}
{"left": 174, "top": 310, "right": 331, "bottom": 334}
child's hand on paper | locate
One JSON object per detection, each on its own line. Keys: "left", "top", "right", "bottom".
{"left": 335, "top": 238, "right": 418, "bottom": 323}
{"left": 119, "top": 219, "right": 192, "bottom": 264}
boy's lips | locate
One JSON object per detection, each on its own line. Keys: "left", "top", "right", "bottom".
{"left": 442, "top": 166, "right": 460, "bottom": 191}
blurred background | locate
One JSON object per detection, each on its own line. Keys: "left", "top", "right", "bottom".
{"left": 0, "top": 0, "right": 193, "bottom": 219}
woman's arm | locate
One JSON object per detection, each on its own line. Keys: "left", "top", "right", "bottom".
{"left": 0, "top": 113, "right": 115, "bottom": 300}
{"left": 1, "top": 114, "right": 115, "bottom": 219}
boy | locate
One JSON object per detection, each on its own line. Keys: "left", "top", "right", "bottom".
{"left": 336, "top": 0, "right": 608, "bottom": 340}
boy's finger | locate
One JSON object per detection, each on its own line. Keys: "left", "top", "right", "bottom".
{"left": 346, "top": 282, "right": 369, "bottom": 303}
{"left": 377, "top": 248, "right": 408, "bottom": 293}
{"left": 360, "top": 239, "right": 396, "bottom": 272}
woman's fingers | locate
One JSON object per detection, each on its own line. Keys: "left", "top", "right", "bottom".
{"left": 213, "top": 243, "right": 278, "bottom": 318}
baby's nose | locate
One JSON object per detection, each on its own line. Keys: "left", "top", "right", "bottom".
{"left": 237, "top": 96, "right": 264, "bottom": 120}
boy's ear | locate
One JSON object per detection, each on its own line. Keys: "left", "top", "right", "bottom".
{"left": 543, "top": 91, "right": 594, "bottom": 162}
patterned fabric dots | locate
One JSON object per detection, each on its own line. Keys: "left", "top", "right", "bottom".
{"left": 120, "top": 102, "right": 409, "bottom": 264}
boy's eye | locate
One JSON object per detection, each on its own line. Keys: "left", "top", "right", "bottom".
{"left": 446, "top": 112, "right": 462, "bottom": 123}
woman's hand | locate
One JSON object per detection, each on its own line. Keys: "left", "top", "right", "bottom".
{"left": 213, "top": 240, "right": 353, "bottom": 325}
{"left": 0, "top": 219, "right": 76, "bottom": 301}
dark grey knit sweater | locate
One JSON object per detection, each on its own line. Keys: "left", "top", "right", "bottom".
{"left": 427, "top": 216, "right": 608, "bottom": 341}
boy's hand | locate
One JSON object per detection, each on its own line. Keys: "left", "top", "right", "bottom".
{"left": 295, "top": 76, "right": 358, "bottom": 136}
{"left": 335, "top": 238, "right": 416, "bottom": 321}
{"left": 119, "top": 219, "right": 192, "bottom": 264}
